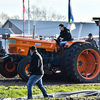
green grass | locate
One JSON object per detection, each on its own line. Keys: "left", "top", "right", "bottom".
{"left": 0, "top": 85, "right": 100, "bottom": 98}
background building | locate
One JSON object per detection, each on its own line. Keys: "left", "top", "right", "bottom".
{"left": 2, "top": 19, "right": 99, "bottom": 38}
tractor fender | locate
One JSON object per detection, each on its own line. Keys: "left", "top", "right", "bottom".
{"left": 2, "top": 54, "right": 27, "bottom": 64}
{"left": 64, "top": 40, "right": 90, "bottom": 48}
{"left": 0, "top": 55, "right": 10, "bottom": 63}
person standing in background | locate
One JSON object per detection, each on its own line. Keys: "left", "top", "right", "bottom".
{"left": 85, "top": 33, "right": 98, "bottom": 48}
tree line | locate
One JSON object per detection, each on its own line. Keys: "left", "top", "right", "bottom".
{"left": 0, "top": 5, "right": 66, "bottom": 27}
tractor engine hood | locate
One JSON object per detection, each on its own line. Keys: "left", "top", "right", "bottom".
{"left": 8, "top": 37, "right": 57, "bottom": 55}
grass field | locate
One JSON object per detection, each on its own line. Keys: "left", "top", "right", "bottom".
{"left": 0, "top": 85, "right": 100, "bottom": 99}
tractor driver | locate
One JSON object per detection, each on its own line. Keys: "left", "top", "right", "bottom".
{"left": 56, "top": 23, "right": 72, "bottom": 53}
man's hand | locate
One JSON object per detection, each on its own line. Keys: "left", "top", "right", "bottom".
{"left": 26, "top": 72, "right": 30, "bottom": 76}
{"left": 59, "top": 37, "right": 64, "bottom": 40}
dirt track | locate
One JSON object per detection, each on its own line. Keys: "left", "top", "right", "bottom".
{"left": 0, "top": 74, "right": 69, "bottom": 86}
{"left": 0, "top": 74, "right": 100, "bottom": 86}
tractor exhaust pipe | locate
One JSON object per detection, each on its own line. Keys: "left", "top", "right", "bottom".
{"left": 33, "top": 25, "right": 36, "bottom": 39}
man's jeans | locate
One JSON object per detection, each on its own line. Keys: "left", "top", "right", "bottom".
{"left": 27, "top": 75, "right": 48, "bottom": 99}
{"left": 58, "top": 41, "right": 67, "bottom": 50}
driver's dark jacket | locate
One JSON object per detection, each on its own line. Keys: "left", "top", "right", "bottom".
{"left": 28, "top": 52, "right": 44, "bottom": 76}
{"left": 56, "top": 27, "right": 72, "bottom": 43}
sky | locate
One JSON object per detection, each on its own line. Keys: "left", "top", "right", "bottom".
{"left": 0, "top": 0, "right": 100, "bottom": 22}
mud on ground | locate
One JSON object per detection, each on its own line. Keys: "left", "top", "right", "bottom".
{"left": 0, "top": 74, "right": 100, "bottom": 87}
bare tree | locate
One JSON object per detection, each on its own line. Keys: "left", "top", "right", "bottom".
{"left": 0, "top": 5, "right": 66, "bottom": 26}
{"left": 26, "top": 5, "right": 66, "bottom": 21}
{"left": 56, "top": 14, "right": 66, "bottom": 21}
{"left": 30, "top": 5, "right": 42, "bottom": 20}
{"left": 11, "top": 15, "right": 20, "bottom": 19}
{"left": 0, "top": 12, "right": 21, "bottom": 26}
{"left": 41, "top": 8, "right": 47, "bottom": 20}
{"left": 0, "top": 12, "right": 10, "bottom": 25}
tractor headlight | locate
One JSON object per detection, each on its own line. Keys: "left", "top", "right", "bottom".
{"left": 19, "top": 49, "right": 25, "bottom": 53}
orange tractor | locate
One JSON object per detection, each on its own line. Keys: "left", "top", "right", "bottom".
{"left": 0, "top": 37, "right": 100, "bottom": 83}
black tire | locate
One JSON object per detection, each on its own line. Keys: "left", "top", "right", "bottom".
{"left": 61, "top": 43, "right": 100, "bottom": 83}
{"left": 0, "top": 57, "right": 17, "bottom": 78}
{"left": 17, "top": 56, "right": 31, "bottom": 81}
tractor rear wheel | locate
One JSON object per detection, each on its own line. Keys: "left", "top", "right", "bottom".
{"left": 61, "top": 43, "right": 100, "bottom": 83}
{"left": 17, "top": 56, "right": 31, "bottom": 81}
{"left": 0, "top": 57, "right": 17, "bottom": 78}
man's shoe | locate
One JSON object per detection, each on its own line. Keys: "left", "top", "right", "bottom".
{"left": 27, "top": 97, "right": 33, "bottom": 99}
{"left": 44, "top": 95, "right": 54, "bottom": 98}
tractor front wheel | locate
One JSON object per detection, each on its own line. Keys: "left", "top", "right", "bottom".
{"left": 0, "top": 57, "right": 17, "bottom": 78}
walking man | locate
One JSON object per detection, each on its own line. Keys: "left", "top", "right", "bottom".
{"left": 27, "top": 46, "right": 53, "bottom": 99}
